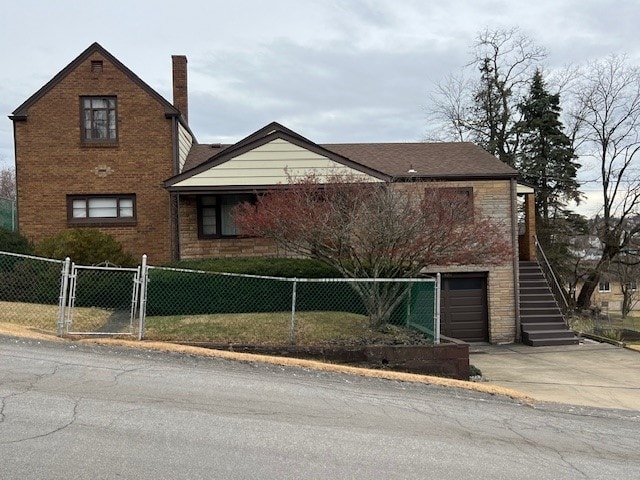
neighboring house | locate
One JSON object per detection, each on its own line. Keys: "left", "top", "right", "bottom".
{"left": 10, "top": 42, "right": 546, "bottom": 344}
{"left": 568, "top": 233, "right": 640, "bottom": 314}
{"left": 592, "top": 278, "right": 640, "bottom": 314}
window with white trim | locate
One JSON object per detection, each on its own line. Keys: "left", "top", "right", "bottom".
{"left": 598, "top": 280, "right": 611, "bottom": 293}
{"left": 68, "top": 195, "right": 135, "bottom": 225}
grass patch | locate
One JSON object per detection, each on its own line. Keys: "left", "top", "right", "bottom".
{"left": 144, "top": 310, "right": 380, "bottom": 345}
{"left": 0, "top": 300, "right": 116, "bottom": 332}
{"left": 2, "top": 300, "right": 428, "bottom": 346}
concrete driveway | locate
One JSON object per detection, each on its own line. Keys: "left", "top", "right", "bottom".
{"left": 470, "top": 340, "right": 640, "bottom": 411}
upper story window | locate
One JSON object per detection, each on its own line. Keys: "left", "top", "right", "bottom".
{"left": 81, "top": 96, "right": 117, "bottom": 143}
{"left": 68, "top": 194, "right": 135, "bottom": 225}
{"left": 598, "top": 280, "right": 611, "bottom": 293}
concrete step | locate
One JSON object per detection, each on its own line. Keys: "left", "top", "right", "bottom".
{"left": 519, "top": 270, "right": 545, "bottom": 277}
{"left": 520, "top": 279, "right": 550, "bottom": 288}
{"left": 523, "top": 329, "right": 577, "bottom": 341}
{"left": 520, "top": 306, "right": 564, "bottom": 316}
{"left": 526, "top": 336, "right": 580, "bottom": 347}
{"left": 519, "top": 261, "right": 574, "bottom": 346}
{"left": 521, "top": 300, "right": 560, "bottom": 310}
{"left": 520, "top": 293, "right": 557, "bottom": 302}
{"left": 520, "top": 314, "right": 566, "bottom": 323}
{"left": 521, "top": 321, "right": 570, "bottom": 331}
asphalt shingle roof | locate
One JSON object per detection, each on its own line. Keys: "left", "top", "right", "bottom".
{"left": 183, "top": 140, "right": 516, "bottom": 180}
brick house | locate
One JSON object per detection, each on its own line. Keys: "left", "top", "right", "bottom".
{"left": 11, "top": 42, "right": 571, "bottom": 344}
{"left": 10, "top": 43, "right": 190, "bottom": 261}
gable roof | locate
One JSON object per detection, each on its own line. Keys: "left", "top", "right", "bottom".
{"left": 11, "top": 42, "right": 180, "bottom": 120}
{"left": 166, "top": 122, "right": 390, "bottom": 190}
{"left": 170, "top": 122, "right": 518, "bottom": 191}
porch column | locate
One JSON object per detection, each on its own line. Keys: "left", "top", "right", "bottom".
{"left": 519, "top": 193, "right": 536, "bottom": 261}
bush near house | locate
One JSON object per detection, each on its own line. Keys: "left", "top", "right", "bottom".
{"left": 166, "top": 257, "right": 341, "bottom": 278}
{"left": 35, "top": 228, "right": 135, "bottom": 267}
{"left": 0, "top": 227, "right": 32, "bottom": 254}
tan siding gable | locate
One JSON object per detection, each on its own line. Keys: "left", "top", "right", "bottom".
{"left": 178, "top": 123, "right": 193, "bottom": 172}
{"left": 173, "top": 138, "right": 381, "bottom": 187}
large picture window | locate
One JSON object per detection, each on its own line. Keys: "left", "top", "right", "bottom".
{"left": 68, "top": 195, "right": 135, "bottom": 225}
{"left": 198, "top": 194, "right": 254, "bottom": 238}
{"left": 81, "top": 96, "right": 117, "bottom": 142}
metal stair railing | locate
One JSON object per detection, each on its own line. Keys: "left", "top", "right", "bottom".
{"left": 534, "top": 236, "right": 570, "bottom": 318}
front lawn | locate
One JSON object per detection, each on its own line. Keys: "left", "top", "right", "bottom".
{"left": 0, "top": 300, "right": 426, "bottom": 346}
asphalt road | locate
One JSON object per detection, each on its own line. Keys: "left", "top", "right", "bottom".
{"left": 1, "top": 336, "right": 639, "bottom": 479}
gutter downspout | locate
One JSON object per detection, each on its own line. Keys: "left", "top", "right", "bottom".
{"left": 510, "top": 178, "right": 521, "bottom": 342}
{"left": 170, "top": 116, "right": 181, "bottom": 261}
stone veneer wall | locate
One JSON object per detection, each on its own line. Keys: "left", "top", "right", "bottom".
{"left": 393, "top": 180, "right": 517, "bottom": 344}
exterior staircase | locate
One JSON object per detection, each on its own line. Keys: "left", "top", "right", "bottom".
{"left": 519, "top": 261, "right": 579, "bottom": 346}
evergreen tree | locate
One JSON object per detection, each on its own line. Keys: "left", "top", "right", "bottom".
{"left": 516, "top": 69, "right": 581, "bottom": 221}
{"left": 516, "top": 69, "right": 582, "bottom": 271}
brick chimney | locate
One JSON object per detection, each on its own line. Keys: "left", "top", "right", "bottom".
{"left": 172, "top": 55, "right": 188, "bottom": 123}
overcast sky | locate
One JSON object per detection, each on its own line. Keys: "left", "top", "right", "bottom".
{"left": 2, "top": 0, "right": 639, "bottom": 213}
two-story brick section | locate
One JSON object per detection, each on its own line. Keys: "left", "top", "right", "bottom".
{"left": 10, "top": 43, "right": 191, "bottom": 261}
{"left": 11, "top": 42, "right": 579, "bottom": 345}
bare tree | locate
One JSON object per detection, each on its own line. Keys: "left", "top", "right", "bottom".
{"left": 427, "top": 27, "right": 546, "bottom": 166}
{"left": 570, "top": 55, "right": 640, "bottom": 309}
{"left": 0, "top": 166, "right": 16, "bottom": 200}
{"left": 233, "top": 174, "right": 512, "bottom": 328}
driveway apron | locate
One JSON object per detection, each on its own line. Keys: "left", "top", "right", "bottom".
{"left": 470, "top": 341, "right": 640, "bottom": 410}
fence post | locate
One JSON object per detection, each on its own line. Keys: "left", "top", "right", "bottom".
{"left": 289, "top": 278, "right": 298, "bottom": 345}
{"left": 57, "top": 257, "right": 71, "bottom": 337}
{"left": 138, "top": 254, "right": 148, "bottom": 341}
{"left": 406, "top": 282, "right": 412, "bottom": 326}
{"left": 435, "top": 273, "right": 441, "bottom": 344}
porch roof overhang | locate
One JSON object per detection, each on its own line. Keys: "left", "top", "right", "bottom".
{"left": 517, "top": 183, "right": 535, "bottom": 194}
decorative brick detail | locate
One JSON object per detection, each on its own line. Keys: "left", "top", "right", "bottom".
{"left": 93, "top": 165, "right": 114, "bottom": 177}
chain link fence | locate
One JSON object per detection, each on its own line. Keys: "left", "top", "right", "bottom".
{"left": 61, "top": 263, "right": 145, "bottom": 337}
{"left": 0, "top": 251, "right": 64, "bottom": 332}
{"left": 0, "top": 197, "right": 17, "bottom": 231}
{"left": 1, "top": 250, "right": 439, "bottom": 344}
{"left": 145, "top": 267, "right": 439, "bottom": 344}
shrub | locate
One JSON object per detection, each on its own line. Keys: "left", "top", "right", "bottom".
{"left": 0, "top": 227, "right": 32, "bottom": 254}
{"left": 165, "top": 257, "right": 340, "bottom": 278}
{"left": 35, "top": 228, "right": 135, "bottom": 266}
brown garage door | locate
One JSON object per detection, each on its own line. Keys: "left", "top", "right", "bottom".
{"left": 440, "top": 273, "right": 488, "bottom": 342}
